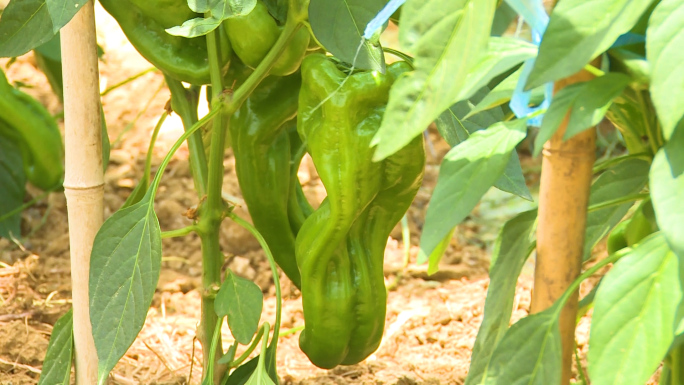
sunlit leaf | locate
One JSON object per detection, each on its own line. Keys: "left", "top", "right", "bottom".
{"left": 215, "top": 271, "right": 263, "bottom": 345}
{"left": 589, "top": 233, "right": 681, "bottom": 385}
{"left": 38, "top": 309, "right": 73, "bottom": 385}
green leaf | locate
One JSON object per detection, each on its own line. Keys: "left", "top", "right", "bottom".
{"left": 455, "top": 37, "right": 537, "bottom": 104}
{"left": 588, "top": 233, "right": 681, "bottom": 385}
{"left": 435, "top": 95, "right": 532, "bottom": 201}
{"left": 89, "top": 191, "right": 162, "bottom": 384}
{"left": 38, "top": 309, "right": 73, "bottom": 385}
{"left": 426, "top": 227, "right": 455, "bottom": 274}
{"left": 371, "top": 0, "right": 496, "bottom": 160}
{"left": 584, "top": 159, "right": 651, "bottom": 259}
{"left": 527, "top": 0, "right": 657, "bottom": 89}
{"left": 466, "top": 210, "right": 537, "bottom": 385}
{"left": 215, "top": 270, "right": 263, "bottom": 345}
{"left": 0, "top": 0, "right": 86, "bottom": 57}
{"left": 419, "top": 119, "right": 527, "bottom": 260}
{"left": 491, "top": 2, "right": 516, "bottom": 36}
{"left": 308, "top": 0, "right": 386, "bottom": 71}
{"left": 482, "top": 304, "right": 562, "bottom": 385}
{"left": 467, "top": 67, "right": 522, "bottom": 118}
{"left": 167, "top": 0, "right": 257, "bottom": 37}
{"left": 647, "top": 0, "right": 684, "bottom": 140}
{"left": 0, "top": 132, "right": 25, "bottom": 239}
{"left": 534, "top": 74, "right": 630, "bottom": 156}
{"left": 651, "top": 147, "right": 684, "bottom": 258}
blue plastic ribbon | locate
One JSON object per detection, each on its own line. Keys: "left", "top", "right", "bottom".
{"left": 506, "top": 0, "right": 551, "bottom": 126}
{"left": 363, "top": 0, "right": 406, "bottom": 40}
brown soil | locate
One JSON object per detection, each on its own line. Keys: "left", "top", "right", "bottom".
{"left": 0, "top": 4, "right": 634, "bottom": 385}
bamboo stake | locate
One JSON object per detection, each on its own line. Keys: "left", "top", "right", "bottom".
{"left": 531, "top": 65, "right": 598, "bottom": 384}
{"left": 61, "top": 2, "right": 103, "bottom": 383}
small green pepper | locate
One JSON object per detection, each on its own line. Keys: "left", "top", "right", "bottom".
{"left": 223, "top": 0, "right": 310, "bottom": 76}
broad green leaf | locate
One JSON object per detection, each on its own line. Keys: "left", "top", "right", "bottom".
{"left": 38, "top": 309, "right": 73, "bottom": 385}
{"left": 482, "top": 304, "right": 562, "bottom": 385}
{"left": 584, "top": 159, "right": 651, "bottom": 259}
{"left": 0, "top": 132, "right": 25, "bottom": 239}
{"left": 651, "top": 147, "right": 684, "bottom": 258}
{"left": 435, "top": 96, "right": 532, "bottom": 201}
{"left": 534, "top": 74, "right": 630, "bottom": 156}
{"left": 89, "top": 191, "right": 162, "bottom": 384}
{"left": 0, "top": 0, "right": 86, "bottom": 57}
{"left": 222, "top": 346, "right": 278, "bottom": 385}
{"left": 188, "top": 0, "right": 221, "bottom": 13}
{"left": 215, "top": 271, "right": 263, "bottom": 345}
{"left": 527, "top": 0, "right": 657, "bottom": 89}
{"left": 466, "top": 210, "right": 537, "bottom": 385}
{"left": 647, "top": 0, "right": 684, "bottom": 140}
{"left": 308, "top": 0, "right": 386, "bottom": 71}
{"left": 167, "top": 0, "right": 257, "bottom": 37}
{"left": 419, "top": 119, "right": 527, "bottom": 260}
{"left": 467, "top": 67, "right": 523, "bottom": 118}
{"left": 589, "top": 233, "right": 681, "bottom": 385}
{"left": 455, "top": 37, "right": 537, "bottom": 104}
{"left": 371, "top": 0, "right": 495, "bottom": 160}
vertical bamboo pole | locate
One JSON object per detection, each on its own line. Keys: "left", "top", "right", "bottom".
{"left": 531, "top": 65, "right": 597, "bottom": 384}
{"left": 61, "top": 2, "right": 103, "bottom": 383}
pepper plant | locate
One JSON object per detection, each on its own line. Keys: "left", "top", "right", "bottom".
{"left": 0, "top": 0, "right": 683, "bottom": 384}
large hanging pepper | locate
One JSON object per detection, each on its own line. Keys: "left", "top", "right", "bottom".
{"left": 227, "top": 58, "right": 305, "bottom": 287}
{"left": 223, "top": 0, "right": 310, "bottom": 76}
{"left": 0, "top": 70, "right": 64, "bottom": 191}
{"left": 99, "top": 0, "right": 231, "bottom": 85}
{"left": 295, "top": 54, "right": 425, "bottom": 369}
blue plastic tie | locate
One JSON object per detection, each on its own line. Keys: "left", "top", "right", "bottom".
{"left": 363, "top": 0, "right": 406, "bottom": 40}
{"left": 506, "top": 0, "right": 551, "bottom": 126}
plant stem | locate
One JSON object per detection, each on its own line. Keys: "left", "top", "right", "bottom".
{"left": 100, "top": 67, "right": 157, "bottom": 96}
{"left": 587, "top": 193, "right": 650, "bottom": 213}
{"left": 197, "top": 24, "right": 231, "bottom": 384}
{"left": 165, "top": 75, "right": 209, "bottom": 197}
{"left": 583, "top": 64, "right": 605, "bottom": 77}
{"left": 161, "top": 226, "right": 196, "bottom": 239}
{"left": 592, "top": 152, "right": 651, "bottom": 174}
{"left": 383, "top": 47, "right": 414, "bottom": 67}
{"left": 228, "top": 326, "right": 265, "bottom": 368}
{"left": 144, "top": 111, "right": 167, "bottom": 181}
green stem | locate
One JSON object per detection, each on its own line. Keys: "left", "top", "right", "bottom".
{"left": 583, "top": 64, "right": 605, "bottom": 77}
{"left": 592, "top": 152, "right": 652, "bottom": 174}
{"left": 0, "top": 190, "right": 50, "bottom": 223}
{"left": 165, "top": 75, "right": 209, "bottom": 197}
{"left": 401, "top": 215, "right": 411, "bottom": 269}
{"left": 204, "top": 316, "right": 224, "bottom": 383}
{"left": 558, "top": 248, "right": 631, "bottom": 309}
{"left": 197, "top": 24, "right": 232, "bottom": 384}
{"left": 383, "top": 47, "right": 414, "bottom": 67}
{"left": 587, "top": 193, "right": 650, "bottom": 213}
{"left": 228, "top": 326, "right": 265, "bottom": 368}
{"left": 149, "top": 107, "right": 223, "bottom": 195}
{"left": 101, "top": 67, "right": 157, "bottom": 96}
{"left": 278, "top": 325, "right": 304, "bottom": 338}
{"left": 672, "top": 346, "right": 682, "bottom": 385}
{"left": 228, "top": 213, "right": 282, "bottom": 346}
{"left": 144, "top": 111, "right": 167, "bottom": 180}
{"left": 161, "top": 225, "right": 197, "bottom": 239}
